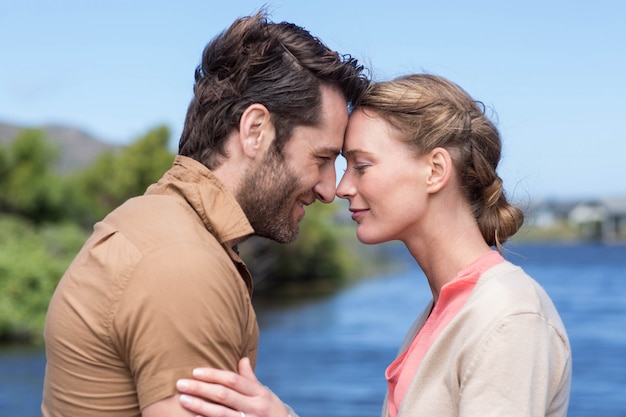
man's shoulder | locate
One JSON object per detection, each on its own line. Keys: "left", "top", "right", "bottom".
{"left": 105, "top": 193, "right": 220, "bottom": 249}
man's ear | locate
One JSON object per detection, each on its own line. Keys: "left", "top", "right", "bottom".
{"left": 425, "top": 147, "right": 454, "bottom": 193}
{"left": 238, "top": 103, "right": 275, "bottom": 159}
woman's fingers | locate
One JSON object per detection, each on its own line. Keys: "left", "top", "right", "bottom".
{"left": 178, "top": 392, "right": 238, "bottom": 417}
{"left": 177, "top": 358, "right": 290, "bottom": 417}
{"left": 191, "top": 365, "right": 255, "bottom": 396}
{"left": 237, "top": 357, "right": 257, "bottom": 382}
{"left": 177, "top": 378, "right": 242, "bottom": 409}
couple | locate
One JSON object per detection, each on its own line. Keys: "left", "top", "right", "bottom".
{"left": 42, "top": 10, "right": 571, "bottom": 417}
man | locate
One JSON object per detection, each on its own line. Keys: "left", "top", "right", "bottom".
{"left": 42, "top": 11, "right": 368, "bottom": 417}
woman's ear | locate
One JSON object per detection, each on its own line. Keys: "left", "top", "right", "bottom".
{"left": 238, "top": 103, "right": 275, "bottom": 159}
{"left": 425, "top": 147, "right": 454, "bottom": 193}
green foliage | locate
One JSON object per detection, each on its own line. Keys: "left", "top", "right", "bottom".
{"left": 0, "top": 215, "right": 87, "bottom": 344}
{"left": 68, "top": 126, "right": 174, "bottom": 224}
{"left": 0, "top": 129, "right": 66, "bottom": 222}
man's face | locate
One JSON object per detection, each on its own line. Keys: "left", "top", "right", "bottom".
{"left": 237, "top": 86, "right": 348, "bottom": 243}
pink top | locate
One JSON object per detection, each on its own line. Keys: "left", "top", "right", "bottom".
{"left": 385, "top": 250, "right": 504, "bottom": 417}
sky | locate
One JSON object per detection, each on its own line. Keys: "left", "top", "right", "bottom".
{"left": 1, "top": 0, "right": 625, "bottom": 202}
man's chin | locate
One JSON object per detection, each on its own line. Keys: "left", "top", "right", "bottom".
{"left": 255, "top": 223, "right": 300, "bottom": 244}
{"left": 274, "top": 226, "right": 300, "bottom": 244}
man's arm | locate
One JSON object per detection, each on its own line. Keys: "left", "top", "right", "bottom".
{"left": 142, "top": 395, "right": 196, "bottom": 417}
{"left": 114, "top": 245, "right": 254, "bottom": 414}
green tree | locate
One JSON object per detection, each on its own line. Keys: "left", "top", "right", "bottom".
{"left": 0, "top": 129, "right": 65, "bottom": 223}
{"left": 117, "top": 126, "right": 175, "bottom": 197}
{"left": 0, "top": 215, "right": 87, "bottom": 343}
{"left": 68, "top": 125, "right": 174, "bottom": 224}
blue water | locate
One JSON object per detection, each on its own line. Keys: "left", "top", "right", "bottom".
{"left": 1, "top": 242, "right": 624, "bottom": 416}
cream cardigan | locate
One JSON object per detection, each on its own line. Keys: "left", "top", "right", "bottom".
{"left": 382, "top": 261, "right": 571, "bottom": 417}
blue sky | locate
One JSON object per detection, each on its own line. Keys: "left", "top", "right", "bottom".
{"left": 1, "top": 0, "right": 625, "bottom": 201}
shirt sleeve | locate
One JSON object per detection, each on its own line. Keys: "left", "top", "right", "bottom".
{"left": 458, "top": 312, "right": 572, "bottom": 417}
{"left": 110, "top": 242, "right": 256, "bottom": 410}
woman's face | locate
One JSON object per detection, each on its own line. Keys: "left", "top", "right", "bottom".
{"left": 337, "top": 109, "right": 431, "bottom": 245}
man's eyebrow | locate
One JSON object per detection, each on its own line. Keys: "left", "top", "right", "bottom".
{"left": 318, "top": 146, "right": 341, "bottom": 156}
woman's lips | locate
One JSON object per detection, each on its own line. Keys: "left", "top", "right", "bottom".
{"left": 350, "top": 208, "right": 368, "bottom": 222}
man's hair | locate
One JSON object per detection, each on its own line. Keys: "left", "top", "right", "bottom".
{"left": 179, "top": 10, "right": 369, "bottom": 169}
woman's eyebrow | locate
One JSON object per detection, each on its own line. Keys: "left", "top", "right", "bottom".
{"left": 341, "top": 148, "right": 371, "bottom": 158}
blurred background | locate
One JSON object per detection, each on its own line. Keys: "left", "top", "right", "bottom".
{"left": 1, "top": 1, "right": 625, "bottom": 416}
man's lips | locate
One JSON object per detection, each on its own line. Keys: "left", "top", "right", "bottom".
{"left": 297, "top": 198, "right": 315, "bottom": 211}
{"left": 295, "top": 198, "right": 315, "bottom": 219}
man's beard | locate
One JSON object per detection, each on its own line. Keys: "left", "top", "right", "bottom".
{"left": 237, "top": 148, "right": 303, "bottom": 243}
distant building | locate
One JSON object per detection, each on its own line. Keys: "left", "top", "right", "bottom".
{"left": 569, "top": 198, "right": 626, "bottom": 241}
{"left": 525, "top": 197, "right": 626, "bottom": 241}
{"left": 528, "top": 199, "right": 578, "bottom": 229}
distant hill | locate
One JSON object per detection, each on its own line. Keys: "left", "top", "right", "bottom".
{"left": 0, "top": 121, "right": 121, "bottom": 172}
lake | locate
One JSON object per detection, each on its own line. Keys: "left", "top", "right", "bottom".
{"left": 1, "top": 242, "right": 624, "bottom": 416}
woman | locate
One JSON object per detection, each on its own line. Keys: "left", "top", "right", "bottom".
{"left": 176, "top": 74, "right": 572, "bottom": 417}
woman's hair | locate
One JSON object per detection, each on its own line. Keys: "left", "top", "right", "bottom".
{"left": 356, "top": 74, "right": 523, "bottom": 248}
{"left": 178, "top": 10, "right": 369, "bottom": 169}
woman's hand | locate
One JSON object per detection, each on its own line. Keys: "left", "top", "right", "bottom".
{"left": 176, "top": 357, "right": 291, "bottom": 417}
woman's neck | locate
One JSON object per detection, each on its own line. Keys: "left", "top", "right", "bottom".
{"left": 405, "top": 208, "right": 491, "bottom": 304}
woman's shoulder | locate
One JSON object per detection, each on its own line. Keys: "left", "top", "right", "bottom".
{"left": 469, "top": 261, "right": 566, "bottom": 330}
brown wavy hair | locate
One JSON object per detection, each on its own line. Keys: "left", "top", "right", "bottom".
{"left": 178, "top": 10, "right": 369, "bottom": 169}
{"left": 355, "top": 74, "right": 523, "bottom": 249}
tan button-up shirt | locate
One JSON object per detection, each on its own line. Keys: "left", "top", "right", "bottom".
{"left": 43, "top": 155, "right": 258, "bottom": 416}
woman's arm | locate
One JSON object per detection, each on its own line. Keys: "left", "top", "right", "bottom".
{"left": 177, "top": 357, "right": 297, "bottom": 417}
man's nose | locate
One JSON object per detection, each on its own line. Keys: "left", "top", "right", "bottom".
{"left": 314, "top": 167, "right": 337, "bottom": 203}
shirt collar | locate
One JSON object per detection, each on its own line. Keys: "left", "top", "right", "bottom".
{"left": 146, "top": 155, "right": 254, "bottom": 245}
